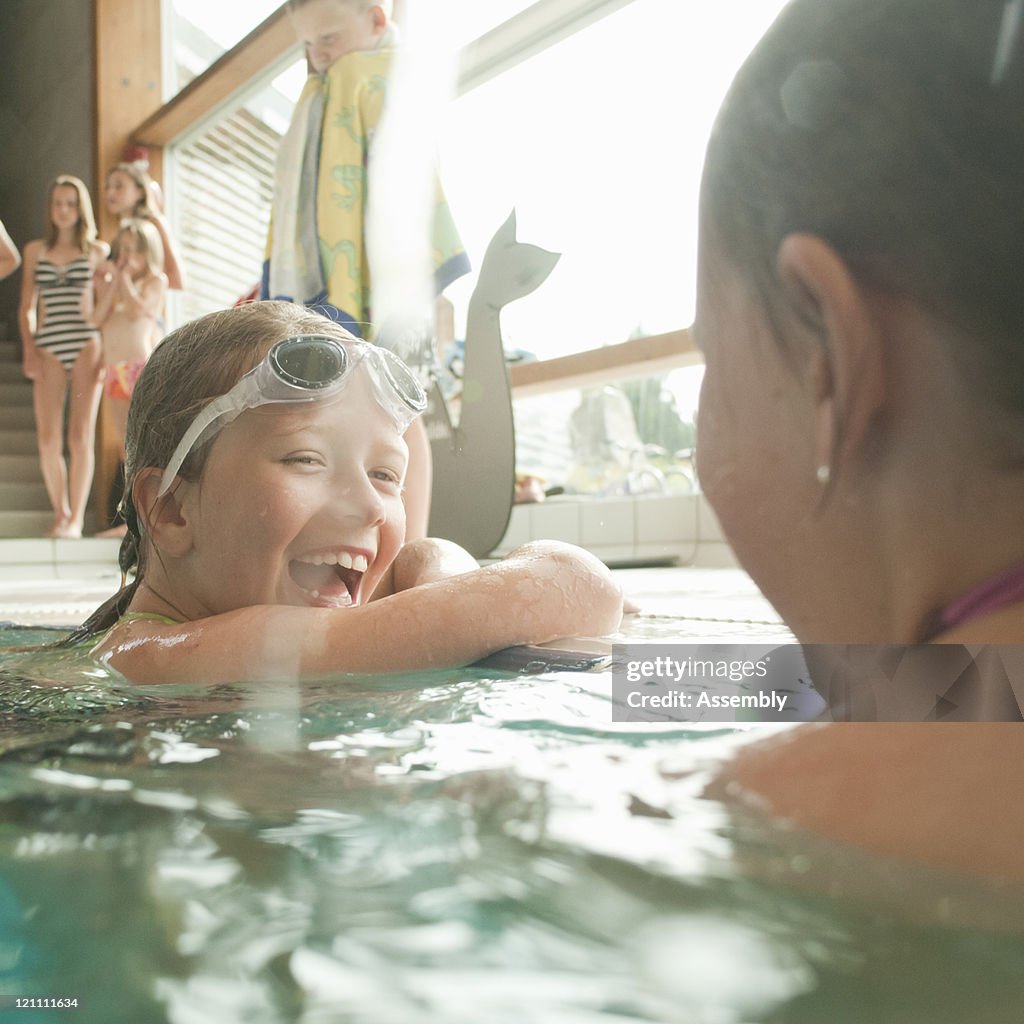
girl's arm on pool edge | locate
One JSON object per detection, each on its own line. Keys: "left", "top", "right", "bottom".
{"left": 95, "top": 540, "right": 623, "bottom": 685}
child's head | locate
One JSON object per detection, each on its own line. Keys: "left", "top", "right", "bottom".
{"left": 112, "top": 218, "right": 165, "bottom": 278}
{"left": 45, "top": 175, "right": 97, "bottom": 252}
{"left": 287, "top": 0, "right": 391, "bottom": 74}
{"left": 121, "top": 301, "right": 421, "bottom": 616}
{"left": 105, "top": 162, "right": 154, "bottom": 220}
{"left": 694, "top": 0, "right": 1024, "bottom": 636}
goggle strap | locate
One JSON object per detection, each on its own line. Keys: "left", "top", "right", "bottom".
{"left": 158, "top": 391, "right": 249, "bottom": 496}
{"left": 156, "top": 338, "right": 426, "bottom": 495}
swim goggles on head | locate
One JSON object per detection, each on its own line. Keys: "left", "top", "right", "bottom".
{"left": 158, "top": 334, "right": 427, "bottom": 496}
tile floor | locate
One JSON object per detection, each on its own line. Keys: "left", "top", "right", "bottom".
{"left": 0, "top": 538, "right": 122, "bottom": 626}
{"left": 0, "top": 538, "right": 789, "bottom": 641}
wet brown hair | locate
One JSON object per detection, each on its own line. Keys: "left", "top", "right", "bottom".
{"left": 66, "top": 301, "right": 359, "bottom": 644}
{"left": 701, "top": 0, "right": 1024, "bottom": 418}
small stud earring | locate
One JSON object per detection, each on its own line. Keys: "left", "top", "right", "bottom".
{"left": 816, "top": 464, "right": 831, "bottom": 485}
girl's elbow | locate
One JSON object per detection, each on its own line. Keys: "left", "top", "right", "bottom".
{"left": 500, "top": 542, "right": 623, "bottom": 635}
{"left": 587, "top": 567, "right": 624, "bottom": 634}
{"left": 166, "top": 263, "right": 185, "bottom": 291}
{"left": 543, "top": 543, "right": 622, "bottom": 635}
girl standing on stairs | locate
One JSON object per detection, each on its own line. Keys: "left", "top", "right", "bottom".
{"left": 90, "top": 219, "right": 167, "bottom": 497}
{"left": 102, "top": 162, "right": 183, "bottom": 292}
{"left": 18, "top": 175, "right": 109, "bottom": 538}
{"left": 91, "top": 220, "right": 166, "bottom": 460}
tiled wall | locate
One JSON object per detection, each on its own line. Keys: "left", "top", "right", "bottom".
{"left": 0, "top": 0, "right": 96, "bottom": 332}
{"left": 492, "top": 493, "right": 737, "bottom": 568}
{"left": 0, "top": 538, "right": 121, "bottom": 581}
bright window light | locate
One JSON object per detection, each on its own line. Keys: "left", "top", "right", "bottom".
{"left": 440, "top": 0, "right": 788, "bottom": 360}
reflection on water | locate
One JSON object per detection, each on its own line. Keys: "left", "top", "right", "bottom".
{"left": 1, "top": 628, "right": 1023, "bottom": 1023}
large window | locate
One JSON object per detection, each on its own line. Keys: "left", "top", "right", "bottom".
{"left": 166, "top": 0, "right": 290, "bottom": 94}
{"left": 170, "top": 60, "right": 306, "bottom": 322}
{"left": 437, "top": 0, "right": 786, "bottom": 488}
{"left": 163, "top": 0, "right": 787, "bottom": 491}
{"left": 444, "top": 0, "right": 541, "bottom": 50}
{"left": 441, "top": 0, "right": 786, "bottom": 354}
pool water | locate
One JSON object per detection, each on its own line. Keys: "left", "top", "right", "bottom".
{"left": 1, "top": 625, "right": 1023, "bottom": 1023}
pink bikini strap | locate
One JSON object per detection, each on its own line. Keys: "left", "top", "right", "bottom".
{"left": 938, "top": 559, "right": 1024, "bottom": 633}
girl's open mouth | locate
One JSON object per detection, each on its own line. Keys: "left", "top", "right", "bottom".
{"left": 289, "top": 552, "right": 369, "bottom": 607}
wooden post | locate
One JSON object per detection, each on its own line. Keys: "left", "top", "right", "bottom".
{"left": 93, "top": 0, "right": 164, "bottom": 528}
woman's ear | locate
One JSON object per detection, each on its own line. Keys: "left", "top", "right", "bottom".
{"left": 133, "top": 468, "right": 195, "bottom": 557}
{"left": 776, "top": 233, "right": 887, "bottom": 476}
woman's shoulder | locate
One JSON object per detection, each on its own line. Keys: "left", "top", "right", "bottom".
{"left": 88, "top": 239, "right": 110, "bottom": 261}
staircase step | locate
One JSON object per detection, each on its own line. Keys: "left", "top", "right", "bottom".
{"left": 0, "top": 481, "right": 49, "bottom": 511}
{"left": 0, "top": 510, "right": 54, "bottom": 539}
{"left": 0, "top": 362, "right": 28, "bottom": 384}
{"left": 0, "top": 454, "right": 44, "bottom": 483}
{"left": 0, "top": 431, "right": 39, "bottom": 456}
{"left": 0, "top": 382, "right": 32, "bottom": 405}
{"left": 0, "top": 406, "right": 35, "bottom": 431}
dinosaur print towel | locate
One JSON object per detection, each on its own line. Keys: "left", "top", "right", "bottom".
{"left": 263, "top": 47, "right": 470, "bottom": 340}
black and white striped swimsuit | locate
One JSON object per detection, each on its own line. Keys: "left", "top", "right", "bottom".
{"left": 34, "top": 254, "right": 100, "bottom": 369}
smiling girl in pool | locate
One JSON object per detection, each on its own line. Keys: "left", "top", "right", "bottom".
{"left": 80, "top": 301, "right": 622, "bottom": 684}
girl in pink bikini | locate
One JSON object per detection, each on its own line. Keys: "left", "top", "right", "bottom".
{"left": 103, "top": 161, "right": 183, "bottom": 292}
{"left": 91, "top": 218, "right": 168, "bottom": 465}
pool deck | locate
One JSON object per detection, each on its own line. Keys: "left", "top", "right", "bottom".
{"left": 0, "top": 537, "right": 787, "bottom": 638}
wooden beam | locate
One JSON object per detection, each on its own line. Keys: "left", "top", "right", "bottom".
{"left": 133, "top": 6, "right": 298, "bottom": 147}
{"left": 457, "top": 0, "right": 638, "bottom": 95}
{"left": 509, "top": 328, "right": 700, "bottom": 397}
{"left": 131, "top": 0, "right": 643, "bottom": 147}
{"left": 94, "top": 0, "right": 165, "bottom": 241}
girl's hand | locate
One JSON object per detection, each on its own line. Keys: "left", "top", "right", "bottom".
{"left": 93, "top": 259, "right": 115, "bottom": 290}
{"left": 22, "top": 350, "right": 39, "bottom": 381}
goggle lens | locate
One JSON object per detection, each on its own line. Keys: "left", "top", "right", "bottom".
{"left": 378, "top": 347, "right": 427, "bottom": 415}
{"left": 271, "top": 335, "right": 348, "bottom": 389}
{"left": 158, "top": 332, "right": 427, "bottom": 497}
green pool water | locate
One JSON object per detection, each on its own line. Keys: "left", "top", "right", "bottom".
{"left": 0, "top": 625, "right": 1022, "bottom": 1023}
